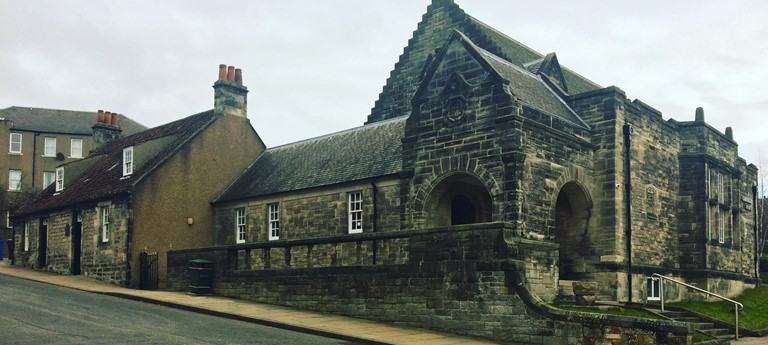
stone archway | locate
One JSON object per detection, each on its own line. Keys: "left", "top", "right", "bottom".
{"left": 424, "top": 173, "right": 492, "bottom": 227}
{"left": 554, "top": 181, "right": 594, "bottom": 280}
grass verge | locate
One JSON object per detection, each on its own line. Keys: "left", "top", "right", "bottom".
{"left": 670, "top": 285, "right": 768, "bottom": 331}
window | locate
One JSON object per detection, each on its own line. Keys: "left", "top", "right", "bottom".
{"left": 717, "top": 209, "right": 725, "bottom": 244}
{"left": 23, "top": 222, "right": 30, "bottom": 251}
{"left": 44, "top": 137, "right": 56, "bottom": 156}
{"left": 348, "top": 191, "right": 363, "bottom": 233}
{"left": 123, "top": 147, "right": 133, "bottom": 176}
{"left": 43, "top": 171, "right": 55, "bottom": 187}
{"left": 647, "top": 277, "right": 660, "bottom": 301}
{"left": 9, "top": 133, "right": 21, "bottom": 154}
{"left": 717, "top": 173, "right": 724, "bottom": 204}
{"left": 268, "top": 203, "right": 280, "bottom": 240}
{"left": 8, "top": 170, "right": 21, "bottom": 191}
{"left": 6, "top": 211, "right": 10, "bottom": 228}
{"left": 55, "top": 167, "right": 64, "bottom": 191}
{"left": 70, "top": 138, "right": 83, "bottom": 158}
{"left": 101, "top": 206, "right": 110, "bottom": 243}
{"left": 235, "top": 208, "right": 246, "bottom": 244}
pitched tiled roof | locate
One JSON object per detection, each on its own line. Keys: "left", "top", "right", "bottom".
{"left": 215, "top": 116, "right": 406, "bottom": 203}
{"left": 477, "top": 48, "right": 587, "bottom": 128}
{"left": 0, "top": 106, "right": 147, "bottom": 136}
{"left": 15, "top": 111, "right": 218, "bottom": 216}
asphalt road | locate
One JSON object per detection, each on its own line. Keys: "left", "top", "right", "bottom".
{"left": 0, "top": 274, "right": 352, "bottom": 345}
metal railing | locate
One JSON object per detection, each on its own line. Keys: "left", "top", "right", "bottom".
{"left": 652, "top": 273, "right": 744, "bottom": 340}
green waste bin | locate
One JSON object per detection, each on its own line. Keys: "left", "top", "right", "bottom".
{"left": 189, "top": 259, "right": 213, "bottom": 295}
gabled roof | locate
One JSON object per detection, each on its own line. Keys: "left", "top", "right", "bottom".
{"left": 367, "top": 0, "right": 600, "bottom": 124}
{"left": 478, "top": 48, "right": 587, "bottom": 128}
{"left": 0, "top": 106, "right": 146, "bottom": 136}
{"left": 414, "top": 30, "right": 587, "bottom": 129}
{"left": 15, "top": 111, "right": 218, "bottom": 216}
{"left": 215, "top": 116, "right": 406, "bottom": 203}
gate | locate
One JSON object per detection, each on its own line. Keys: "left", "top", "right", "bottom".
{"left": 139, "top": 251, "right": 158, "bottom": 290}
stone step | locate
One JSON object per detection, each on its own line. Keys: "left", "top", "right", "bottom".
{"left": 692, "top": 322, "right": 715, "bottom": 330}
{"left": 660, "top": 310, "right": 687, "bottom": 318}
{"left": 673, "top": 316, "right": 703, "bottom": 323}
{"left": 700, "top": 328, "right": 732, "bottom": 337}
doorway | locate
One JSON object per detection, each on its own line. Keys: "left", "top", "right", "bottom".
{"left": 72, "top": 211, "right": 82, "bottom": 275}
{"left": 554, "top": 182, "right": 593, "bottom": 280}
{"left": 425, "top": 173, "right": 492, "bottom": 227}
{"left": 38, "top": 218, "right": 48, "bottom": 269}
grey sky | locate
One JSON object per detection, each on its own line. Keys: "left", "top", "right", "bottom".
{"left": 1, "top": 1, "right": 766, "bottom": 169}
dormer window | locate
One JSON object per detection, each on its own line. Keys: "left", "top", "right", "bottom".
{"left": 55, "top": 167, "right": 64, "bottom": 191}
{"left": 123, "top": 146, "right": 133, "bottom": 176}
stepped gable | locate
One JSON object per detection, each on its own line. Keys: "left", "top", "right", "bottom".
{"left": 16, "top": 111, "right": 218, "bottom": 216}
{"left": 0, "top": 106, "right": 147, "bottom": 135}
{"left": 215, "top": 116, "right": 406, "bottom": 203}
{"left": 367, "top": 0, "right": 600, "bottom": 124}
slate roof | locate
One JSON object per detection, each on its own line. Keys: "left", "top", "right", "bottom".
{"left": 215, "top": 116, "right": 406, "bottom": 203}
{"left": 368, "top": 0, "right": 601, "bottom": 123}
{"left": 466, "top": 15, "right": 600, "bottom": 94}
{"left": 477, "top": 47, "right": 588, "bottom": 128}
{"left": 0, "top": 106, "right": 147, "bottom": 136}
{"left": 15, "top": 110, "right": 218, "bottom": 216}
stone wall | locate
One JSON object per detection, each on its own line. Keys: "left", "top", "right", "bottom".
{"left": 214, "top": 179, "right": 401, "bottom": 245}
{"left": 13, "top": 198, "right": 131, "bottom": 286}
{"left": 168, "top": 223, "right": 692, "bottom": 344}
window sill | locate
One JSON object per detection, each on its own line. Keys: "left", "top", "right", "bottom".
{"left": 41, "top": 155, "right": 56, "bottom": 158}
{"left": 70, "top": 156, "right": 83, "bottom": 159}
{"left": 8, "top": 152, "right": 22, "bottom": 155}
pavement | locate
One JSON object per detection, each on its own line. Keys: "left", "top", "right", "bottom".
{"left": 2, "top": 261, "right": 766, "bottom": 345}
{"left": 0, "top": 260, "right": 496, "bottom": 345}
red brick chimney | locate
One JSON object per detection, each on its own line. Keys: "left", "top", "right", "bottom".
{"left": 92, "top": 109, "right": 122, "bottom": 151}
{"left": 213, "top": 64, "right": 248, "bottom": 118}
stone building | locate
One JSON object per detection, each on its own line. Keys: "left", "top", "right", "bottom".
{"left": 211, "top": 0, "right": 759, "bottom": 303}
{"left": 11, "top": 65, "right": 264, "bottom": 287}
{"left": 0, "top": 107, "right": 145, "bottom": 260}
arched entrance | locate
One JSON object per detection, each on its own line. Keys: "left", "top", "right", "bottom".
{"left": 425, "top": 173, "right": 492, "bottom": 227}
{"left": 554, "top": 182, "right": 594, "bottom": 280}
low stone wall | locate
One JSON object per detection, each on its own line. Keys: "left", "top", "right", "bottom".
{"left": 168, "top": 223, "right": 692, "bottom": 344}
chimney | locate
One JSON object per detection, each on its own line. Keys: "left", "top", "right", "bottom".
{"left": 213, "top": 64, "right": 248, "bottom": 118}
{"left": 91, "top": 109, "right": 123, "bottom": 151}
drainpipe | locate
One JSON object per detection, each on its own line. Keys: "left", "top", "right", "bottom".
{"left": 370, "top": 179, "right": 378, "bottom": 265}
{"left": 124, "top": 194, "right": 133, "bottom": 287}
{"left": 623, "top": 124, "right": 634, "bottom": 303}
{"left": 753, "top": 185, "right": 759, "bottom": 287}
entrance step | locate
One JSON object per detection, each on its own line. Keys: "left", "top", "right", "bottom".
{"left": 556, "top": 280, "right": 576, "bottom": 303}
{"left": 651, "top": 308, "right": 735, "bottom": 344}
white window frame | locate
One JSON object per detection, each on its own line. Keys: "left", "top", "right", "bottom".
{"left": 8, "top": 169, "right": 21, "bottom": 191}
{"left": 101, "top": 206, "right": 110, "bottom": 243}
{"left": 9, "top": 133, "right": 22, "bottom": 154}
{"left": 268, "top": 203, "right": 280, "bottom": 241}
{"left": 55, "top": 167, "right": 64, "bottom": 191}
{"left": 717, "top": 173, "right": 724, "bottom": 204}
{"left": 647, "top": 277, "right": 660, "bottom": 301}
{"left": 43, "top": 137, "right": 56, "bottom": 157}
{"left": 6, "top": 211, "right": 11, "bottom": 228}
{"left": 43, "top": 171, "right": 55, "bottom": 187}
{"left": 23, "top": 222, "right": 30, "bottom": 251}
{"left": 123, "top": 146, "right": 133, "bottom": 176}
{"left": 235, "top": 208, "right": 246, "bottom": 244}
{"left": 70, "top": 138, "right": 83, "bottom": 158}
{"left": 348, "top": 191, "right": 363, "bottom": 234}
{"left": 718, "top": 209, "right": 725, "bottom": 244}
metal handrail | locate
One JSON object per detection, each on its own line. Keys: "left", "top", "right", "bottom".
{"left": 652, "top": 273, "right": 743, "bottom": 340}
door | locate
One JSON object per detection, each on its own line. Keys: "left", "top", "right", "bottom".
{"left": 38, "top": 218, "right": 48, "bottom": 268}
{"left": 72, "top": 211, "right": 82, "bottom": 275}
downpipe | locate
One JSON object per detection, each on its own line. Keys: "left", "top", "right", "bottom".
{"left": 623, "top": 124, "right": 634, "bottom": 303}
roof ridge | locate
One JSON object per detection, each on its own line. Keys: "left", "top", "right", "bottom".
{"left": 269, "top": 115, "right": 408, "bottom": 152}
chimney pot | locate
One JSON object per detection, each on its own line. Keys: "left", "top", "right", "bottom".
{"left": 104, "top": 111, "right": 112, "bottom": 124}
{"left": 111, "top": 113, "right": 119, "bottom": 127}
{"left": 218, "top": 64, "right": 227, "bottom": 80}
{"left": 227, "top": 66, "right": 235, "bottom": 81}
{"left": 725, "top": 126, "right": 733, "bottom": 139}
{"left": 235, "top": 68, "right": 243, "bottom": 84}
{"left": 97, "top": 110, "right": 105, "bottom": 123}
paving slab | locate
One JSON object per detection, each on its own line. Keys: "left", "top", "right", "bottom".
{"left": 0, "top": 261, "right": 497, "bottom": 345}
